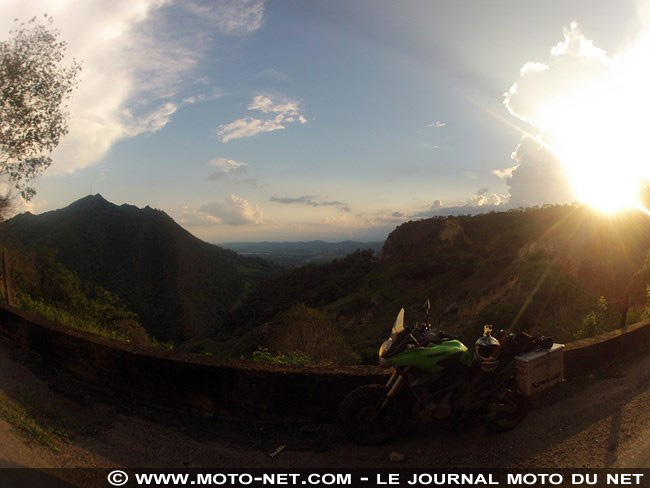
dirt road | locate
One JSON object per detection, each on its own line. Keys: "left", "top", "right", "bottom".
{"left": 2, "top": 335, "right": 650, "bottom": 470}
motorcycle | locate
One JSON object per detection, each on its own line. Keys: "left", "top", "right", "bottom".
{"left": 338, "top": 302, "right": 552, "bottom": 444}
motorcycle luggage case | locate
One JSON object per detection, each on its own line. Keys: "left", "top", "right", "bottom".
{"left": 515, "top": 343, "right": 564, "bottom": 397}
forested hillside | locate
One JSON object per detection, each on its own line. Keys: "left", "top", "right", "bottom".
{"left": 1, "top": 195, "right": 279, "bottom": 342}
{"left": 3, "top": 198, "right": 649, "bottom": 365}
{"left": 225, "top": 205, "right": 650, "bottom": 363}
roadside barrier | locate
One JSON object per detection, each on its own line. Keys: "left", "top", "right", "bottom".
{"left": 0, "top": 304, "right": 648, "bottom": 420}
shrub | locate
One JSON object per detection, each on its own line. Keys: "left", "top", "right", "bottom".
{"left": 11, "top": 247, "right": 150, "bottom": 345}
{"left": 266, "top": 303, "right": 361, "bottom": 365}
{"left": 251, "top": 347, "right": 310, "bottom": 366}
{"left": 575, "top": 296, "right": 615, "bottom": 339}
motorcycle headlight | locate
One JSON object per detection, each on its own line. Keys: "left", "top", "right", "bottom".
{"left": 379, "top": 338, "right": 392, "bottom": 358}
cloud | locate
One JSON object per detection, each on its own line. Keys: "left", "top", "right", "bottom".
{"left": 413, "top": 190, "right": 508, "bottom": 219}
{"left": 217, "top": 94, "right": 306, "bottom": 142}
{"left": 257, "top": 68, "right": 289, "bottom": 81}
{"left": 507, "top": 136, "right": 574, "bottom": 207}
{"left": 0, "top": 1, "right": 264, "bottom": 174}
{"left": 200, "top": 195, "right": 264, "bottom": 225}
{"left": 504, "top": 22, "right": 610, "bottom": 131}
{"left": 125, "top": 102, "right": 178, "bottom": 135}
{"left": 270, "top": 194, "right": 350, "bottom": 212}
{"left": 184, "top": 0, "right": 264, "bottom": 35}
{"left": 270, "top": 195, "right": 317, "bottom": 204}
{"left": 241, "top": 178, "right": 259, "bottom": 186}
{"left": 207, "top": 157, "right": 247, "bottom": 180}
{"left": 217, "top": 118, "right": 285, "bottom": 143}
{"left": 182, "top": 87, "right": 224, "bottom": 105}
{"left": 469, "top": 193, "right": 505, "bottom": 207}
{"left": 491, "top": 165, "right": 519, "bottom": 180}
{"left": 179, "top": 207, "right": 223, "bottom": 227}
{"left": 502, "top": 23, "right": 611, "bottom": 206}
{"left": 181, "top": 194, "right": 263, "bottom": 226}
{"left": 467, "top": 187, "right": 508, "bottom": 207}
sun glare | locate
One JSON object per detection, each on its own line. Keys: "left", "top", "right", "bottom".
{"left": 546, "top": 94, "right": 646, "bottom": 213}
{"left": 525, "top": 28, "right": 650, "bottom": 214}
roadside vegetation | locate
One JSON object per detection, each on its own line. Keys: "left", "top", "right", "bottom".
{"left": 0, "top": 391, "right": 63, "bottom": 450}
{"left": 250, "top": 304, "right": 360, "bottom": 366}
{"left": 8, "top": 246, "right": 151, "bottom": 345}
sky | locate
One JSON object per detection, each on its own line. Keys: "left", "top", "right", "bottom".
{"left": 1, "top": 0, "right": 649, "bottom": 242}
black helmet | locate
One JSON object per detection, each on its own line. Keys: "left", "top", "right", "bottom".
{"left": 475, "top": 325, "right": 500, "bottom": 371}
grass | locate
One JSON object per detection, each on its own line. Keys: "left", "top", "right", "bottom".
{"left": 17, "top": 294, "right": 132, "bottom": 343}
{"left": 0, "top": 385, "right": 108, "bottom": 451}
{"left": 0, "top": 391, "right": 64, "bottom": 450}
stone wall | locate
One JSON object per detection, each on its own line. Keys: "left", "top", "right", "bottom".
{"left": 0, "top": 304, "right": 648, "bottom": 420}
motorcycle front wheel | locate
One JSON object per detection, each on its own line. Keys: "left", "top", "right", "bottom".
{"left": 485, "top": 387, "right": 531, "bottom": 433}
{"left": 338, "top": 384, "right": 406, "bottom": 445}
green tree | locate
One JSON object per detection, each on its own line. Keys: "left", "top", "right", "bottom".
{"left": 11, "top": 247, "right": 149, "bottom": 345}
{"left": 267, "top": 303, "right": 361, "bottom": 365}
{"left": 575, "top": 296, "right": 611, "bottom": 339}
{"left": 0, "top": 15, "right": 80, "bottom": 210}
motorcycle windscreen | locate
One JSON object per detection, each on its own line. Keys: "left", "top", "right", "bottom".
{"left": 391, "top": 308, "right": 405, "bottom": 335}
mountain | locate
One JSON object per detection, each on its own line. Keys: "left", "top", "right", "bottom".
{"left": 1, "top": 195, "right": 278, "bottom": 342}
{"left": 220, "top": 240, "right": 384, "bottom": 266}
{"left": 228, "top": 205, "right": 650, "bottom": 362}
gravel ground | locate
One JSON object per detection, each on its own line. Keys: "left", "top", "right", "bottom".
{"left": 2, "top": 335, "right": 650, "bottom": 471}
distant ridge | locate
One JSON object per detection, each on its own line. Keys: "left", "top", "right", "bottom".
{"left": 221, "top": 240, "right": 383, "bottom": 266}
{"left": 2, "top": 195, "right": 276, "bottom": 341}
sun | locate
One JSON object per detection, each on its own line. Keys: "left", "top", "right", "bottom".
{"left": 511, "top": 25, "right": 650, "bottom": 214}
{"left": 539, "top": 76, "right": 649, "bottom": 214}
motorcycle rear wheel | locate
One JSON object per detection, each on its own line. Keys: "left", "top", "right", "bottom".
{"left": 338, "top": 384, "right": 406, "bottom": 444}
{"left": 485, "top": 388, "right": 531, "bottom": 432}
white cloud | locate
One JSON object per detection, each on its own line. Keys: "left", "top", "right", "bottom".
{"left": 179, "top": 207, "right": 223, "bottom": 227}
{"left": 504, "top": 23, "right": 610, "bottom": 131}
{"left": 207, "top": 157, "right": 248, "bottom": 180}
{"left": 507, "top": 136, "right": 574, "bottom": 207}
{"left": 248, "top": 95, "right": 300, "bottom": 115}
{"left": 198, "top": 194, "right": 263, "bottom": 225}
{"left": 125, "top": 102, "right": 178, "bottom": 135}
{"left": 217, "top": 117, "right": 286, "bottom": 143}
{"left": 465, "top": 187, "right": 507, "bottom": 207}
{"left": 184, "top": 0, "right": 264, "bottom": 35}
{"left": 469, "top": 192, "right": 506, "bottom": 207}
{"left": 0, "top": 0, "right": 264, "bottom": 174}
{"left": 217, "top": 94, "right": 307, "bottom": 142}
{"left": 491, "top": 165, "right": 519, "bottom": 180}
{"left": 502, "top": 23, "right": 610, "bottom": 206}
{"left": 412, "top": 189, "right": 509, "bottom": 219}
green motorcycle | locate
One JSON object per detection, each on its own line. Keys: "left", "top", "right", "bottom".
{"left": 338, "top": 304, "right": 549, "bottom": 444}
